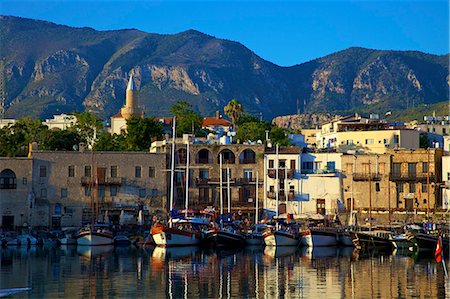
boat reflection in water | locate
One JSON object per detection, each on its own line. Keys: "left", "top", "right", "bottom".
{"left": 76, "top": 245, "right": 114, "bottom": 258}
{"left": 0, "top": 245, "right": 448, "bottom": 298}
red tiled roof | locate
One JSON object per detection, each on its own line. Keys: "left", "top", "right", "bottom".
{"left": 202, "top": 117, "right": 231, "bottom": 127}
{"left": 111, "top": 112, "right": 123, "bottom": 119}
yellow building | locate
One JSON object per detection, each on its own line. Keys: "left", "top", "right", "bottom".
{"left": 316, "top": 114, "right": 419, "bottom": 154}
{"left": 110, "top": 74, "right": 142, "bottom": 134}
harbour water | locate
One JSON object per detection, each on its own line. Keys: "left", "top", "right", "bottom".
{"left": 1, "top": 246, "right": 448, "bottom": 298}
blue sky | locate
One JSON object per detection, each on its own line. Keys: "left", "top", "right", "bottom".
{"left": 1, "top": 1, "right": 448, "bottom": 66}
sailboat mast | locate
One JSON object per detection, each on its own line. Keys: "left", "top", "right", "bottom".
{"left": 184, "top": 141, "right": 190, "bottom": 218}
{"left": 220, "top": 153, "right": 223, "bottom": 215}
{"left": 90, "top": 149, "right": 95, "bottom": 228}
{"left": 169, "top": 117, "right": 176, "bottom": 227}
{"left": 227, "top": 167, "right": 231, "bottom": 214}
{"left": 284, "top": 166, "right": 288, "bottom": 218}
{"left": 255, "top": 170, "right": 259, "bottom": 224}
{"left": 275, "top": 145, "right": 279, "bottom": 220}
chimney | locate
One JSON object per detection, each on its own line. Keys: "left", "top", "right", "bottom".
{"left": 216, "top": 111, "right": 220, "bottom": 119}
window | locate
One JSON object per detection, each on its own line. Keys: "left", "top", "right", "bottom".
{"left": 139, "top": 188, "right": 146, "bottom": 198}
{"left": 279, "top": 160, "right": 286, "bottom": 168}
{"left": 0, "top": 169, "right": 17, "bottom": 189}
{"left": 85, "top": 166, "right": 91, "bottom": 177}
{"left": 393, "top": 135, "right": 399, "bottom": 144}
{"left": 314, "top": 161, "right": 321, "bottom": 171}
{"left": 68, "top": 165, "right": 75, "bottom": 177}
{"left": 222, "top": 168, "right": 232, "bottom": 179}
{"left": 269, "top": 160, "right": 274, "bottom": 168}
{"left": 383, "top": 139, "right": 388, "bottom": 144}
{"left": 149, "top": 167, "right": 155, "bottom": 178}
{"left": 326, "top": 161, "right": 336, "bottom": 172}
{"left": 447, "top": 172, "right": 450, "bottom": 181}
{"left": 199, "top": 188, "right": 209, "bottom": 202}
{"left": 365, "top": 139, "right": 374, "bottom": 145}
{"left": 408, "top": 163, "right": 416, "bottom": 176}
{"left": 422, "top": 162, "right": 428, "bottom": 173}
{"left": 135, "top": 166, "right": 142, "bottom": 178}
{"left": 269, "top": 185, "right": 274, "bottom": 193}
{"left": 61, "top": 188, "right": 68, "bottom": 198}
{"left": 422, "top": 184, "right": 428, "bottom": 193}
{"left": 40, "top": 188, "right": 47, "bottom": 198}
{"left": 151, "top": 188, "right": 158, "bottom": 197}
{"left": 39, "top": 166, "right": 47, "bottom": 177}
{"left": 110, "top": 186, "right": 117, "bottom": 197}
{"left": 302, "top": 161, "right": 314, "bottom": 171}
{"left": 111, "top": 166, "right": 118, "bottom": 178}
{"left": 290, "top": 160, "right": 296, "bottom": 170}
{"left": 243, "top": 169, "right": 253, "bottom": 179}
{"left": 375, "top": 182, "right": 380, "bottom": 192}
{"left": 443, "top": 128, "right": 447, "bottom": 135}
{"left": 397, "top": 183, "right": 404, "bottom": 193}
{"left": 409, "top": 182, "right": 416, "bottom": 193}
{"left": 199, "top": 169, "right": 209, "bottom": 179}
{"left": 347, "top": 140, "right": 354, "bottom": 145}
{"left": 392, "top": 163, "right": 401, "bottom": 175}
{"left": 98, "top": 186, "right": 105, "bottom": 200}
{"left": 84, "top": 186, "right": 91, "bottom": 196}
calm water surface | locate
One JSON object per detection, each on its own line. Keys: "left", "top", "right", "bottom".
{"left": 1, "top": 245, "right": 449, "bottom": 298}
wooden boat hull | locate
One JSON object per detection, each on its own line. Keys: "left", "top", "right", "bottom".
{"left": 77, "top": 231, "right": 114, "bottom": 246}
{"left": 409, "top": 232, "right": 449, "bottom": 251}
{"left": 203, "top": 229, "right": 245, "bottom": 247}
{"left": 152, "top": 229, "right": 201, "bottom": 247}
{"left": 264, "top": 230, "right": 299, "bottom": 247}
{"left": 350, "top": 231, "right": 393, "bottom": 251}
{"left": 245, "top": 233, "right": 264, "bottom": 246}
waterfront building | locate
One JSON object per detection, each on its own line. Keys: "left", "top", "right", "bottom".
{"left": 202, "top": 111, "right": 231, "bottom": 134}
{"left": 407, "top": 116, "right": 450, "bottom": 148}
{"left": 0, "top": 118, "right": 16, "bottom": 129}
{"left": 341, "top": 148, "right": 443, "bottom": 223}
{"left": 296, "top": 128, "right": 320, "bottom": 148}
{"left": 110, "top": 74, "right": 143, "bottom": 135}
{"left": 264, "top": 148, "right": 343, "bottom": 217}
{"left": 42, "top": 114, "right": 77, "bottom": 130}
{"left": 316, "top": 113, "right": 419, "bottom": 154}
{"left": 150, "top": 140, "right": 264, "bottom": 219}
{"left": 441, "top": 155, "right": 450, "bottom": 210}
{"left": 0, "top": 150, "right": 166, "bottom": 229}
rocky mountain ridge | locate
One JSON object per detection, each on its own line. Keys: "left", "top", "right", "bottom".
{"left": 0, "top": 16, "right": 448, "bottom": 120}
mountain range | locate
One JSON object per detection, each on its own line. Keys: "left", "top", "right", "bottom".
{"left": 0, "top": 16, "right": 449, "bottom": 120}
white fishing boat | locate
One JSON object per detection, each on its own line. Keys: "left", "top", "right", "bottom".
{"left": 152, "top": 218, "right": 207, "bottom": 246}
{"left": 76, "top": 226, "right": 114, "bottom": 246}
{"left": 244, "top": 224, "right": 268, "bottom": 246}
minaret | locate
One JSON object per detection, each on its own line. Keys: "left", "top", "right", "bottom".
{"left": 120, "top": 74, "right": 142, "bottom": 119}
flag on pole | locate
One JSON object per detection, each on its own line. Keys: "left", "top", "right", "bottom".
{"left": 435, "top": 236, "right": 443, "bottom": 263}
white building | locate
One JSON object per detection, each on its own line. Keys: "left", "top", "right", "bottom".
{"left": 0, "top": 118, "right": 16, "bottom": 129}
{"left": 264, "top": 147, "right": 343, "bottom": 218}
{"left": 42, "top": 114, "right": 77, "bottom": 130}
{"left": 441, "top": 156, "right": 450, "bottom": 210}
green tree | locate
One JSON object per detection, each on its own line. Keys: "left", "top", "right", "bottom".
{"left": 125, "top": 116, "right": 164, "bottom": 151}
{"left": 270, "top": 126, "right": 291, "bottom": 146}
{"left": 236, "top": 121, "right": 271, "bottom": 143}
{"left": 224, "top": 99, "right": 243, "bottom": 129}
{"left": 95, "top": 131, "right": 127, "bottom": 151}
{"left": 73, "top": 112, "right": 104, "bottom": 146}
{"left": 40, "top": 129, "right": 82, "bottom": 151}
{"left": 236, "top": 113, "right": 260, "bottom": 126}
{"left": 170, "top": 101, "right": 203, "bottom": 136}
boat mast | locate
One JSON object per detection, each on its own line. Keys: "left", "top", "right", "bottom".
{"left": 369, "top": 160, "right": 372, "bottom": 231}
{"left": 284, "top": 166, "right": 288, "bottom": 219}
{"left": 255, "top": 170, "right": 259, "bottom": 224}
{"left": 350, "top": 155, "right": 356, "bottom": 226}
{"left": 275, "top": 145, "right": 279, "bottom": 226}
{"left": 220, "top": 153, "right": 223, "bottom": 215}
{"left": 227, "top": 167, "right": 231, "bottom": 214}
{"left": 264, "top": 154, "right": 267, "bottom": 220}
{"left": 169, "top": 116, "right": 176, "bottom": 227}
{"left": 184, "top": 141, "right": 190, "bottom": 219}
{"left": 90, "top": 149, "right": 95, "bottom": 228}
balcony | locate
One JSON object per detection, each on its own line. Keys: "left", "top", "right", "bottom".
{"left": 389, "top": 172, "right": 435, "bottom": 182}
{"left": 352, "top": 173, "right": 381, "bottom": 181}
{"left": 81, "top": 177, "right": 123, "bottom": 185}
{"left": 268, "top": 169, "right": 295, "bottom": 179}
{"left": 195, "top": 157, "right": 213, "bottom": 164}
{"left": 240, "top": 158, "right": 256, "bottom": 164}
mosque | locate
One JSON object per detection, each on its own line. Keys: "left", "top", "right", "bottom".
{"left": 110, "top": 74, "right": 143, "bottom": 134}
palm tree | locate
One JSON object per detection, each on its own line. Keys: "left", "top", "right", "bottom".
{"left": 224, "top": 99, "right": 243, "bottom": 129}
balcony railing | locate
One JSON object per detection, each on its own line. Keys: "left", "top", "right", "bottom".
{"left": 268, "top": 169, "right": 295, "bottom": 179}
{"left": 301, "top": 169, "right": 337, "bottom": 175}
{"left": 352, "top": 173, "right": 381, "bottom": 181}
{"left": 240, "top": 158, "right": 256, "bottom": 164}
{"left": 389, "top": 172, "right": 435, "bottom": 181}
{"left": 195, "top": 157, "right": 214, "bottom": 164}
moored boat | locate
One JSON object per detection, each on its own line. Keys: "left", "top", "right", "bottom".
{"left": 350, "top": 230, "right": 393, "bottom": 251}
{"left": 203, "top": 225, "right": 246, "bottom": 247}
{"left": 389, "top": 233, "right": 412, "bottom": 250}
{"left": 407, "top": 231, "right": 449, "bottom": 251}
{"left": 244, "top": 224, "right": 269, "bottom": 246}
{"left": 76, "top": 227, "right": 114, "bottom": 246}
{"left": 301, "top": 227, "right": 338, "bottom": 247}
{"left": 263, "top": 228, "right": 299, "bottom": 247}
{"left": 151, "top": 218, "right": 207, "bottom": 247}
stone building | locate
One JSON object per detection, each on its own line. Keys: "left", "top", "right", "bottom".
{"left": 341, "top": 148, "right": 443, "bottom": 223}
{"left": 0, "top": 158, "right": 33, "bottom": 228}
{"left": 151, "top": 141, "right": 265, "bottom": 218}
{"left": 0, "top": 151, "right": 168, "bottom": 229}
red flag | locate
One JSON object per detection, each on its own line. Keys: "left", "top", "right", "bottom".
{"left": 435, "top": 236, "right": 443, "bottom": 263}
